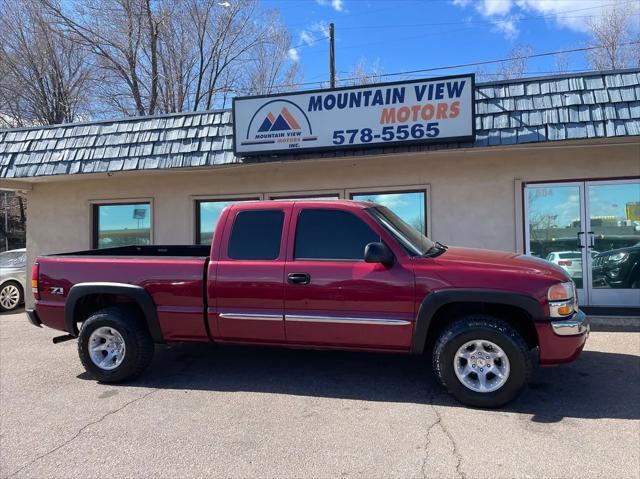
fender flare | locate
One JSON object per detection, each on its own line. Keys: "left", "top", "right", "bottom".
{"left": 64, "top": 282, "right": 163, "bottom": 343}
{"left": 411, "top": 289, "right": 545, "bottom": 354}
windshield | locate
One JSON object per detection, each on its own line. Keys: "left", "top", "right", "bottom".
{"left": 367, "top": 206, "right": 435, "bottom": 256}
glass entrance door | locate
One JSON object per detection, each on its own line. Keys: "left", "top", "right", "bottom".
{"left": 525, "top": 179, "right": 640, "bottom": 307}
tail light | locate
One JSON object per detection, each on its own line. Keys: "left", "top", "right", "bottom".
{"left": 31, "top": 262, "right": 40, "bottom": 300}
{"left": 558, "top": 260, "right": 572, "bottom": 266}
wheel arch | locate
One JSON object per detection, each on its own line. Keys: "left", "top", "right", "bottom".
{"left": 411, "top": 289, "right": 545, "bottom": 354}
{"left": 65, "top": 282, "right": 163, "bottom": 343}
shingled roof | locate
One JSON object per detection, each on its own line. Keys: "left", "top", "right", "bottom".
{"left": 1, "top": 68, "right": 639, "bottom": 180}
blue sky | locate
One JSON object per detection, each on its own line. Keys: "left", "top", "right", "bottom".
{"left": 272, "top": 0, "right": 639, "bottom": 87}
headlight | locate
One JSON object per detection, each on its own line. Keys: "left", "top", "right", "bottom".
{"left": 548, "top": 281, "right": 575, "bottom": 317}
{"left": 607, "top": 252, "right": 628, "bottom": 263}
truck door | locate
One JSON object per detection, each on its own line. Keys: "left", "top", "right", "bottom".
{"left": 210, "top": 203, "right": 291, "bottom": 343}
{"left": 283, "top": 205, "right": 415, "bottom": 350}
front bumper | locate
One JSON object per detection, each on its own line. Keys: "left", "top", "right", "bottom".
{"left": 551, "top": 310, "right": 590, "bottom": 336}
{"left": 26, "top": 309, "right": 42, "bottom": 328}
{"left": 537, "top": 310, "right": 589, "bottom": 365}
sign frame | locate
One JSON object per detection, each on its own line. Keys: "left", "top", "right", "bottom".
{"left": 232, "top": 73, "right": 476, "bottom": 157}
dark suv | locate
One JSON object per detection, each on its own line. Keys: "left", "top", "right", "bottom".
{"left": 592, "top": 243, "right": 640, "bottom": 289}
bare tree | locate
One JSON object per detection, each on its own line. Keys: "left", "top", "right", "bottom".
{"left": 239, "top": 10, "right": 301, "bottom": 96}
{"left": 342, "top": 58, "right": 383, "bottom": 86}
{"left": 40, "top": 0, "right": 298, "bottom": 115}
{"left": 496, "top": 44, "right": 533, "bottom": 80}
{"left": 40, "top": 0, "right": 165, "bottom": 116}
{"left": 586, "top": 2, "right": 639, "bottom": 70}
{"left": 0, "top": 0, "right": 94, "bottom": 127}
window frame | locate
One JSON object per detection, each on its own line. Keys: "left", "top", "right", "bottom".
{"left": 90, "top": 198, "right": 154, "bottom": 249}
{"left": 292, "top": 207, "right": 382, "bottom": 262}
{"left": 192, "top": 194, "right": 263, "bottom": 245}
{"left": 226, "top": 209, "right": 286, "bottom": 261}
{"left": 266, "top": 189, "right": 343, "bottom": 201}
{"left": 346, "top": 185, "right": 430, "bottom": 237}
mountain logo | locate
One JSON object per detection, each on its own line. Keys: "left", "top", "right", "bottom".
{"left": 241, "top": 99, "right": 316, "bottom": 151}
{"left": 257, "top": 107, "right": 301, "bottom": 132}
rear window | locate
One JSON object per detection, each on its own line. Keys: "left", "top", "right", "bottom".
{"left": 559, "top": 253, "right": 581, "bottom": 259}
{"left": 227, "top": 210, "right": 284, "bottom": 260}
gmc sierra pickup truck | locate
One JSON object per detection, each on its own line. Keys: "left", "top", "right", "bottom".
{"left": 27, "top": 200, "right": 589, "bottom": 407}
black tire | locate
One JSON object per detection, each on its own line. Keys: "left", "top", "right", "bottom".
{"left": 78, "top": 307, "right": 154, "bottom": 382}
{"left": 433, "top": 315, "right": 532, "bottom": 408}
{"left": 0, "top": 281, "right": 24, "bottom": 312}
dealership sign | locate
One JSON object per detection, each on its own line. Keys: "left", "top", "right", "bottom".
{"left": 232, "top": 74, "right": 475, "bottom": 155}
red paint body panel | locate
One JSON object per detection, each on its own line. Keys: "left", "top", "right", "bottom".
{"left": 32, "top": 199, "right": 587, "bottom": 367}
{"left": 536, "top": 323, "right": 589, "bottom": 365}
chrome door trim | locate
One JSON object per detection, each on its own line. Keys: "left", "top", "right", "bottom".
{"left": 285, "top": 314, "right": 411, "bottom": 326}
{"left": 218, "top": 312, "right": 283, "bottom": 321}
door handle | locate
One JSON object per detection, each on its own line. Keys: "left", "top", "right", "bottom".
{"left": 287, "top": 272, "right": 311, "bottom": 285}
{"left": 587, "top": 231, "right": 595, "bottom": 248}
{"left": 577, "top": 231, "right": 585, "bottom": 249}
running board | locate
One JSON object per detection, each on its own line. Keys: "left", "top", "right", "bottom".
{"left": 52, "top": 334, "right": 75, "bottom": 344}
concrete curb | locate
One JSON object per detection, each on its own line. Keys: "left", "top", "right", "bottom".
{"left": 587, "top": 315, "right": 640, "bottom": 332}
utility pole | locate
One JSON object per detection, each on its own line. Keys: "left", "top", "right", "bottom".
{"left": 329, "top": 22, "right": 335, "bottom": 89}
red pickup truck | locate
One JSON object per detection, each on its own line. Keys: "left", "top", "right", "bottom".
{"left": 27, "top": 200, "right": 589, "bottom": 407}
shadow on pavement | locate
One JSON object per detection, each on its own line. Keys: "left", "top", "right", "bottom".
{"left": 0, "top": 306, "right": 24, "bottom": 316}
{"left": 78, "top": 340, "right": 640, "bottom": 422}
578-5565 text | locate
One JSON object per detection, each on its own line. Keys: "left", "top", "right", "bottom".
{"left": 332, "top": 123, "right": 440, "bottom": 145}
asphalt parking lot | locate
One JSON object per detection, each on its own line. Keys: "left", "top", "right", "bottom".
{"left": 1, "top": 309, "right": 639, "bottom": 479}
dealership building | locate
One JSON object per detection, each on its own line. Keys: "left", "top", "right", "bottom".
{"left": 1, "top": 68, "right": 639, "bottom": 311}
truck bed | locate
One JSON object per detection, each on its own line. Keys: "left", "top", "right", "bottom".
{"left": 36, "top": 247, "right": 210, "bottom": 341}
{"left": 50, "top": 245, "right": 210, "bottom": 258}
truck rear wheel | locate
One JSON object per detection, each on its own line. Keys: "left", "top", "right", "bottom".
{"left": 433, "top": 315, "right": 532, "bottom": 408}
{"left": 78, "top": 307, "right": 154, "bottom": 382}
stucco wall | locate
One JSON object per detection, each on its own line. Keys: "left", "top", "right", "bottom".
{"left": 17, "top": 138, "right": 640, "bottom": 308}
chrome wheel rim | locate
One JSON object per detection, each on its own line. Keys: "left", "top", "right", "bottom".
{"left": 0, "top": 284, "right": 20, "bottom": 310}
{"left": 88, "top": 327, "right": 126, "bottom": 370}
{"left": 454, "top": 339, "right": 510, "bottom": 393}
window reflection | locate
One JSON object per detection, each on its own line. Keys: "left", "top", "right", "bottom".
{"left": 197, "top": 199, "right": 256, "bottom": 245}
{"left": 351, "top": 191, "right": 426, "bottom": 234}
{"left": 95, "top": 203, "right": 151, "bottom": 249}
{"left": 589, "top": 182, "right": 640, "bottom": 289}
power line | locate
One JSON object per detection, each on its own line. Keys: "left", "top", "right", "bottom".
{"left": 229, "top": 41, "right": 640, "bottom": 93}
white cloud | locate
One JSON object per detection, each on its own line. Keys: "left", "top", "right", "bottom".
{"left": 298, "top": 21, "right": 330, "bottom": 47}
{"left": 452, "top": 0, "right": 640, "bottom": 38}
{"left": 288, "top": 48, "right": 300, "bottom": 62}
{"left": 316, "top": 0, "right": 345, "bottom": 12}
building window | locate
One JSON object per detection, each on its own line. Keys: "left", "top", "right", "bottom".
{"left": 350, "top": 190, "right": 427, "bottom": 234}
{"left": 93, "top": 203, "right": 151, "bottom": 249}
{"left": 294, "top": 209, "right": 380, "bottom": 261}
{"left": 196, "top": 198, "right": 257, "bottom": 245}
{"left": 228, "top": 210, "right": 285, "bottom": 260}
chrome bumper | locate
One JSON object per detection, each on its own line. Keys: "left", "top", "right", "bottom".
{"left": 551, "top": 310, "right": 589, "bottom": 336}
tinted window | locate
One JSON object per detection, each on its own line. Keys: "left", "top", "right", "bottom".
{"left": 94, "top": 203, "right": 151, "bottom": 249}
{"left": 295, "top": 209, "right": 379, "bottom": 260}
{"left": 228, "top": 210, "right": 284, "bottom": 260}
{"left": 197, "top": 199, "right": 257, "bottom": 245}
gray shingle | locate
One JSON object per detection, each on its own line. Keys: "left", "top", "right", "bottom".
{"left": 629, "top": 101, "right": 640, "bottom": 118}
{"left": 594, "top": 89, "right": 609, "bottom": 103}
{"left": 626, "top": 119, "right": 640, "bottom": 135}
{"left": 566, "top": 123, "right": 587, "bottom": 139}
{"left": 616, "top": 103, "right": 631, "bottom": 119}
{"left": 525, "top": 82, "right": 541, "bottom": 95}
{"left": 620, "top": 86, "right": 636, "bottom": 102}
{"left": 494, "top": 113, "right": 509, "bottom": 128}
{"left": 585, "top": 76, "right": 605, "bottom": 89}
{"left": 608, "top": 88, "right": 623, "bottom": 103}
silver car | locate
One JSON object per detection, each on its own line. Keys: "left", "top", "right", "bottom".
{"left": 0, "top": 248, "right": 26, "bottom": 312}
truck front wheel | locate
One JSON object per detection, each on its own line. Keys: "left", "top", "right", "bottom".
{"left": 433, "top": 315, "right": 532, "bottom": 408}
{"left": 78, "top": 307, "right": 154, "bottom": 382}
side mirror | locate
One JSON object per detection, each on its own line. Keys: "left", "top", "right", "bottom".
{"left": 364, "top": 242, "right": 394, "bottom": 267}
